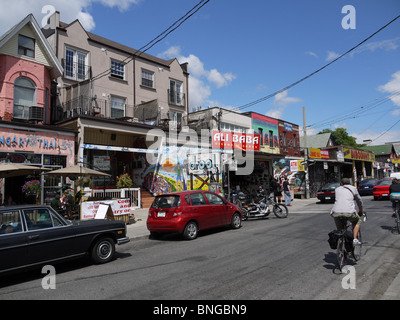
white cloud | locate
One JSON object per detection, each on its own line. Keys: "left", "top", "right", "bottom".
{"left": 351, "top": 37, "right": 400, "bottom": 56}
{"left": 378, "top": 71, "right": 400, "bottom": 112}
{"left": 273, "top": 90, "right": 301, "bottom": 107}
{"left": 158, "top": 46, "right": 236, "bottom": 109}
{"left": 326, "top": 51, "right": 340, "bottom": 61}
{"left": 305, "top": 51, "right": 318, "bottom": 58}
{"left": 353, "top": 129, "right": 400, "bottom": 146}
{"left": 0, "top": 0, "right": 141, "bottom": 33}
{"left": 265, "top": 107, "right": 284, "bottom": 119}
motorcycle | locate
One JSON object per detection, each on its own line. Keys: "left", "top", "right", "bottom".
{"left": 235, "top": 186, "right": 289, "bottom": 220}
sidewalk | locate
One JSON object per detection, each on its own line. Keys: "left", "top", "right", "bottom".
{"left": 125, "top": 196, "right": 318, "bottom": 240}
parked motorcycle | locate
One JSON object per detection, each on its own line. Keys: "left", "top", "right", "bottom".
{"left": 235, "top": 186, "right": 289, "bottom": 220}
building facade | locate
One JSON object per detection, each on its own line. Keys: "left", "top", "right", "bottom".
{"left": 0, "top": 14, "right": 75, "bottom": 204}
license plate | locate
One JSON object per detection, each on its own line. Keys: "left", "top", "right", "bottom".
{"left": 326, "top": 197, "right": 331, "bottom": 200}
{"left": 157, "top": 211, "right": 166, "bottom": 217}
{"left": 382, "top": 193, "right": 388, "bottom": 196}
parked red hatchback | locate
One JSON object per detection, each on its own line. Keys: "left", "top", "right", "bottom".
{"left": 373, "top": 178, "right": 393, "bottom": 200}
{"left": 147, "top": 190, "right": 242, "bottom": 240}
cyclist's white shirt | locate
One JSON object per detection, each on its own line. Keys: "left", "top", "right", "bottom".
{"left": 330, "top": 184, "right": 363, "bottom": 215}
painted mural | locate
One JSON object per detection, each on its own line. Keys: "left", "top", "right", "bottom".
{"left": 142, "top": 145, "right": 222, "bottom": 196}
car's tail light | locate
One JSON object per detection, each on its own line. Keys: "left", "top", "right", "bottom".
{"left": 173, "top": 207, "right": 182, "bottom": 216}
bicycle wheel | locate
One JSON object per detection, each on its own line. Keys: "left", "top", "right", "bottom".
{"left": 336, "top": 237, "right": 346, "bottom": 272}
{"left": 396, "top": 203, "right": 400, "bottom": 234}
{"left": 352, "top": 230, "right": 362, "bottom": 261}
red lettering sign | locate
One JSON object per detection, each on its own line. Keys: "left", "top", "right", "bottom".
{"left": 212, "top": 131, "right": 260, "bottom": 151}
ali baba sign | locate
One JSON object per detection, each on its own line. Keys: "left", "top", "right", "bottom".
{"left": 212, "top": 131, "right": 261, "bottom": 151}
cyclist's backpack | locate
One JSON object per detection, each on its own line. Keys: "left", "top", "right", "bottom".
{"left": 328, "top": 230, "right": 340, "bottom": 249}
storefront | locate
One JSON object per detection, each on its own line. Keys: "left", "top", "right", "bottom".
{"left": 305, "top": 145, "right": 375, "bottom": 197}
{"left": 0, "top": 122, "right": 75, "bottom": 204}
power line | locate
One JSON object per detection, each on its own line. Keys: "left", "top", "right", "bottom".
{"left": 308, "top": 90, "right": 400, "bottom": 129}
{"left": 233, "top": 13, "right": 400, "bottom": 112}
{"left": 90, "top": 0, "right": 210, "bottom": 83}
{"left": 371, "top": 119, "right": 400, "bottom": 143}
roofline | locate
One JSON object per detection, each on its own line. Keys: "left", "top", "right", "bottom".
{"left": 0, "top": 14, "right": 64, "bottom": 78}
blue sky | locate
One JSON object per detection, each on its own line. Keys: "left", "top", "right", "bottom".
{"left": 1, "top": 0, "right": 399, "bottom": 145}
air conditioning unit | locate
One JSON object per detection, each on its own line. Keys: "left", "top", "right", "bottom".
{"left": 28, "top": 106, "right": 44, "bottom": 121}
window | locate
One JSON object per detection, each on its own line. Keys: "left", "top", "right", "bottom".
{"left": 111, "top": 60, "right": 125, "bottom": 79}
{"left": 13, "top": 77, "right": 36, "bottom": 119}
{"left": 169, "top": 110, "right": 183, "bottom": 129}
{"left": 23, "top": 208, "right": 62, "bottom": 230}
{"left": 111, "top": 96, "right": 125, "bottom": 118}
{"left": 18, "top": 35, "right": 35, "bottom": 58}
{"left": 190, "top": 193, "right": 207, "bottom": 206}
{"left": 283, "top": 132, "right": 287, "bottom": 147}
{"left": 269, "top": 131, "right": 274, "bottom": 148}
{"left": 141, "top": 69, "right": 154, "bottom": 87}
{"left": 0, "top": 211, "right": 23, "bottom": 235}
{"left": 205, "top": 192, "right": 225, "bottom": 205}
{"left": 258, "top": 128, "right": 264, "bottom": 145}
{"left": 169, "top": 79, "right": 184, "bottom": 106}
{"left": 65, "top": 47, "right": 88, "bottom": 81}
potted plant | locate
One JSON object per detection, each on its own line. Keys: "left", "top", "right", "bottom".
{"left": 116, "top": 173, "right": 133, "bottom": 189}
{"left": 22, "top": 179, "right": 41, "bottom": 203}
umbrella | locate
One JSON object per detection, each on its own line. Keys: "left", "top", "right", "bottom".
{"left": 0, "top": 163, "right": 50, "bottom": 178}
{"left": 46, "top": 165, "right": 111, "bottom": 177}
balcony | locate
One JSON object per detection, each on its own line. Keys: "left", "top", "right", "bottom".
{"left": 54, "top": 96, "right": 136, "bottom": 122}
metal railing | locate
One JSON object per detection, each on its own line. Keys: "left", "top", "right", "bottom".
{"left": 90, "top": 187, "right": 141, "bottom": 210}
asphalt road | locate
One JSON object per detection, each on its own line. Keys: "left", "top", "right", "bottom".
{"left": 1, "top": 195, "right": 399, "bottom": 301}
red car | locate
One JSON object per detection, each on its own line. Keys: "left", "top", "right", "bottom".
{"left": 373, "top": 178, "right": 393, "bottom": 200}
{"left": 147, "top": 190, "right": 242, "bottom": 240}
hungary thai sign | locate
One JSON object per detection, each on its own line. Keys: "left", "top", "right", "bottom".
{"left": 212, "top": 131, "right": 260, "bottom": 151}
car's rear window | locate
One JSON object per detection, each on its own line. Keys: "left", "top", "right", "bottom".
{"left": 152, "top": 195, "right": 181, "bottom": 209}
{"left": 376, "top": 180, "right": 392, "bottom": 186}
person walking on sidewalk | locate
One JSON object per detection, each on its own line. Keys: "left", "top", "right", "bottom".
{"left": 283, "top": 178, "right": 292, "bottom": 206}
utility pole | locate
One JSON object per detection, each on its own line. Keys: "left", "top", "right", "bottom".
{"left": 303, "top": 106, "right": 310, "bottom": 199}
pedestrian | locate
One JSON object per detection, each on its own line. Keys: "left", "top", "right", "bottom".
{"left": 389, "top": 178, "right": 400, "bottom": 217}
{"left": 273, "top": 178, "right": 282, "bottom": 203}
{"left": 58, "top": 193, "right": 69, "bottom": 218}
{"left": 283, "top": 178, "right": 292, "bottom": 206}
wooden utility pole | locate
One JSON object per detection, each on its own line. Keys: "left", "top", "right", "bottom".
{"left": 303, "top": 106, "right": 310, "bottom": 199}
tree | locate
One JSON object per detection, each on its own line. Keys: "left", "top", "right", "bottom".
{"left": 318, "top": 128, "right": 360, "bottom": 147}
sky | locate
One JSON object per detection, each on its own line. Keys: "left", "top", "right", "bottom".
{"left": 0, "top": 0, "right": 400, "bottom": 146}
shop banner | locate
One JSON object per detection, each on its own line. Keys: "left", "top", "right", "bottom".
{"left": 212, "top": 131, "right": 260, "bottom": 151}
{"left": 81, "top": 199, "right": 131, "bottom": 220}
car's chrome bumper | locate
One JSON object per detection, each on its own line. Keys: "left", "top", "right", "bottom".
{"left": 117, "top": 237, "right": 130, "bottom": 245}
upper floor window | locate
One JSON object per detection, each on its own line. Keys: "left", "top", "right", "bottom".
{"left": 111, "top": 60, "right": 125, "bottom": 80}
{"left": 13, "top": 77, "right": 36, "bottom": 120}
{"left": 169, "top": 79, "right": 184, "bottom": 106}
{"left": 65, "top": 47, "right": 89, "bottom": 81}
{"left": 18, "top": 35, "right": 35, "bottom": 58}
{"left": 111, "top": 96, "right": 125, "bottom": 119}
{"left": 141, "top": 69, "right": 154, "bottom": 88}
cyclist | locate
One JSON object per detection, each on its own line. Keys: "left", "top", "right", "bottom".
{"left": 389, "top": 178, "right": 400, "bottom": 217}
{"left": 331, "top": 178, "right": 364, "bottom": 245}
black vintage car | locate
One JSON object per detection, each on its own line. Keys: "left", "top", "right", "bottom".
{"left": 0, "top": 205, "right": 130, "bottom": 274}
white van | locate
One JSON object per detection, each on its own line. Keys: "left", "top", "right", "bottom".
{"left": 390, "top": 172, "right": 400, "bottom": 179}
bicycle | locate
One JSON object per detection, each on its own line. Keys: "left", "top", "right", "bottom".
{"left": 390, "top": 194, "right": 400, "bottom": 234}
{"left": 335, "top": 215, "right": 364, "bottom": 272}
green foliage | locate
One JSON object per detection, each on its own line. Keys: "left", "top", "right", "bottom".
{"left": 318, "top": 128, "right": 361, "bottom": 147}
{"left": 116, "top": 173, "right": 133, "bottom": 189}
